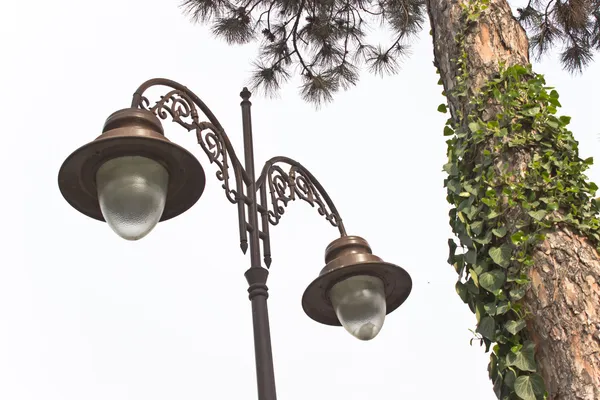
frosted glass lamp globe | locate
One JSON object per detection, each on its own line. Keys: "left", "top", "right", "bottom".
{"left": 330, "top": 275, "right": 386, "bottom": 340}
{"left": 96, "top": 156, "right": 169, "bottom": 240}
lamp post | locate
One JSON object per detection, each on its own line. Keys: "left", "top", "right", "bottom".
{"left": 57, "top": 78, "right": 412, "bottom": 400}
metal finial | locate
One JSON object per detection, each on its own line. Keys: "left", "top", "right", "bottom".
{"left": 240, "top": 87, "right": 252, "bottom": 100}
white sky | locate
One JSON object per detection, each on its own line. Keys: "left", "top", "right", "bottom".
{"left": 2, "top": 1, "right": 599, "bottom": 399}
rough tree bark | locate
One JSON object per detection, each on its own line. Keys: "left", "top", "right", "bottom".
{"left": 426, "top": 0, "right": 600, "bottom": 398}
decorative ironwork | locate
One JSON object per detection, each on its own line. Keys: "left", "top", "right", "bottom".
{"left": 140, "top": 89, "right": 241, "bottom": 205}
{"left": 133, "top": 82, "right": 250, "bottom": 253}
{"left": 256, "top": 157, "right": 346, "bottom": 267}
{"left": 131, "top": 80, "right": 345, "bottom": 263}
{"left": 265, "top": 163, "right": 341, "bottom": 227}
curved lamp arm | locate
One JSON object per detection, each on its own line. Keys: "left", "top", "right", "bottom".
{"left": 131, "top": 78, "right": 252, "bottom": 252}
{"left": 132, "top": 79, "right": 250, "bottom": 185}
{"left": 256, "top": 156, "right": 347, "bottom": 267}
{"left": 130, "top": 79, "right": 347, "bottom": 265}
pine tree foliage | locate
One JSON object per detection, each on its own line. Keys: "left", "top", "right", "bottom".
{"left": 517, "top": 0, "right": 600, "bottom": 72}
{"left": 181, "top": 0, "right": 426, "bottom": 104}
{"left": 180, "top": 0, "right": 599, "bottom": 103}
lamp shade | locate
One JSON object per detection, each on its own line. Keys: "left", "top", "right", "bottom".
{"left": 58, "top": 108, "right": 205, "bottom": 224}
{"left": 302, "top": 236, "right": 412, "bottom": 328}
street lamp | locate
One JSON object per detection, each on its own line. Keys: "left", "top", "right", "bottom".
{"left": 57, "top": 78, "right": 412, "bottom": 400}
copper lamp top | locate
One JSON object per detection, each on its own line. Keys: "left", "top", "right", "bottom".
{"left": 58, "top": 108, "right": 206, "bottom": 222}
{"left": 302, "top": 236, "right": 412, "bottom": 326}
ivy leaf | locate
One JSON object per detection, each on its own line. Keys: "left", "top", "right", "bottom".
{"left": 471, "top": 220, "right": 484, "bottom": 235}
{"left": 487, "top": 210, "right": 500, "bottom": 219}
{"left": 496, "top": 302, "right": 510, "bottom": 315}
{"left": 443, "top": 126, "right": 454, "bottom": 136}
{"left": 447, "top": 239, "right": 457, "bottom": 264}
{"left": 514, "top": 374, "right": 545, "bottom": 400}
{"left": 438, "top": 103, "right": 448, "bottom": 113}
{"left": 463, "top": 182, "right": 478, "bottom": 195}
{"left": 504, "top": 368, "right": 517, "bottom": 389}
{"left": 447, "top": 179, "right": 461, "bottom": 194}
{"left": 484, "top": 302, "right": 497, "bottom": 315}
{"left": 481, "top": 198, "right": 495, "bottom": 207}
{"left": 471, "top": 270, "right": 480, "bottom": 287}
{"left": 477, "top": 316, "right": 496, "bottom": 340}
{"left": 510, "top": 287, "right": 526, "bottom": 301}
{"left": 472, "top": 261, "right": 488, "bottom": 276}
{"left": 528, "top": 210, "right": 547, "bottom": 221}
{"left": 506, "top": 342, "right": 537, "bottom": 372}
{"left": 508, "top": 274, "right": 530, "bottom": 285}
{"left": 455, "top": 281, "right": 469, "bottom": 303}
{"left": 479, "top": 270, "right": 505, "bottom": 293}
{"left": 443, "top": 162, "right": 457, "bottom": 175}
{"left": 488, "top": 352, "right": 498, "bottom": 380}
{"left": 512, "top": 344, "right": 523, "bottom": 353}
{"left": 473, "top": 231, "right": 492, "bottom": 245}
{"left": 475, "top": 299, "right": 485, "bottom": 322}
{"left": 468, "top": 122, "right": 480, "bottom": 132}
{"left": 492, "top": 226, "right": 507, "bottom": 237}
{"left": 465, "top": 279, "right": 479, "bottom": 294}
{"left": 465, "top": 249, "right": 477, "bottom": 265}
{"left": 458, "top": 198, "right": 473, "bottom": 211}
{"left": 559, "top": 115, "right": 571, "bottom": 125}
{"left": 453, "top": 254, "right": 465, "bottom": 275}
{"left": 505, "top": 319, "right": 526, "bottom": 335}
{"left": 523, "top": 106, "right": 540, "bottom": 116}
{"left": 493, "top": 375, "right": 503, "bottom": 398}
{"left": 459, "top": 233, "right": 474, "bottom": 249}
{"left": 489, "top": 245, "right": 512, "bottom": 268}
{"left": 511, "top": 231, "right": 526, "bottom": 245}
{"left": 465, "top": 205, "right": 480, "bottom": 220}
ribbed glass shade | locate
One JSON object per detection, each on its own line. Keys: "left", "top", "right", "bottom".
{"left": 330, "top": 275, "right": 386, "bottom": 340}
{"left": 96, "top": 156, "right": 169, "bottom": 240}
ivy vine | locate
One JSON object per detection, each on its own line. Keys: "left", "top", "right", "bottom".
{"left": 441, "top": 1, "right": 600, "bottom": 399}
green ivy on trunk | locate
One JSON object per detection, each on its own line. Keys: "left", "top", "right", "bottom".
{"left": 441, "top": 1, "right": 600, "bottom": 399}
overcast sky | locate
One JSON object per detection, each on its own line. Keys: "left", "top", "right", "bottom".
{"left": 2, "top": 1, "right": 599, "bottom": 399}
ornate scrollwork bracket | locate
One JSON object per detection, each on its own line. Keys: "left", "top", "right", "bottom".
{"left": 131, "top": 79, "right": 252, "bottom": 253}
{"left": 140, "top": 90, "right": 242, "bottom": 204}
{"left": 129, "top": 80, "right": 346, "bottom": 265}
{"left": 256, "top": 157, "right": 346, "bottom": 267}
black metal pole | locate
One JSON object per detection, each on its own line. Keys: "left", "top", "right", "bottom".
{"left": 245, "top": 268, "right": 277, "bottom": 400}
{"left": 240, "top": 88, "right": 277, "bottom": 400}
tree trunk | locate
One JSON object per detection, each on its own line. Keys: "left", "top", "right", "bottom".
{"left": 427, "top": 0, "right": 600, "bottom": 398}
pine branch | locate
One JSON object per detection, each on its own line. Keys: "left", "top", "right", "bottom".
{"left": 181, "top": 0, "right": 428, "bottom": 104}
{"left": 515, "top": 0, "right": 599, "bottom": 71}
